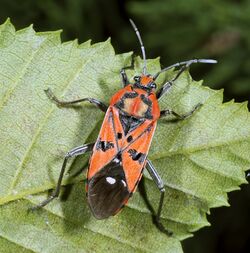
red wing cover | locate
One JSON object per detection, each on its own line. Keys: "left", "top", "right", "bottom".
{"left": 87, "top": 106, "right": 156, "bottom": 218}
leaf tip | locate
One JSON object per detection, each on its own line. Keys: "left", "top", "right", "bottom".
{"left": 0, "top": 18, "right": 14, "bottom": 30}
{"left": 106, "top": 37, "right": 111, "bottom": 43}
{"left": 4, "top": 17, "right": 11, "bottom": 24}
{"left": 78, "top": 39, "right": 91, "bottom": 49}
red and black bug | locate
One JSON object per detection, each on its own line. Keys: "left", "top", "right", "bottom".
{"left": 32, "top": 19, "right": 216, "bottom": 233}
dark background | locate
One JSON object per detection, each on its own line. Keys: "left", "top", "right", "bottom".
{"left": 0, "top": 0, "right": 249, "bottom": 252}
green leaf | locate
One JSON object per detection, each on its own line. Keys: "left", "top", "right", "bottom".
{"left": 0, "top": 19, "right": 249, "bottom": 252}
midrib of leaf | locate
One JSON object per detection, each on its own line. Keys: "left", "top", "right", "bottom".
{"left": 7, "top": 42, "right": 107, "bottom": 195}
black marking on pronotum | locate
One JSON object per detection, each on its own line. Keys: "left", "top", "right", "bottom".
{"left": 115, "top": 92, "right": 138, "bottom": 109}
{"left": 128, "top": 149, "right": 146, "bottom": 164}
{"left": 117, "top": 132, "right": 122, "bottom": 139}
{"left": 127, "top": 135, "right": 133, "bottom": 142}
{"left": 140, "top": 94, "right": 152, "bottom": 106}
{"left": 96, "top": 139, "right": 114, "bottom": 152}
{"left": 144, "top": 109, "right": 153, "bottom": 119}
{"left": 140, "top": 94, "right": 153, "bottom": 119}
{"left": 119, "top": 113, "right": 145, "bottom": 135}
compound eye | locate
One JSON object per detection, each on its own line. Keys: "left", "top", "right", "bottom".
{"left": 148, "top": 82, "right": 156, "bottom": 89}
{"left": 134, "top": 76, "right": 141, "bottom": 83}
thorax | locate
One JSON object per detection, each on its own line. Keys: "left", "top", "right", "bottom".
{"left": 110, "top": 85, "right": 160, "bottom": 120}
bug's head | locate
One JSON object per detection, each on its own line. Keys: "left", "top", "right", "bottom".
{"left": 133, "top": 74, "right": 157, "bottom": 91}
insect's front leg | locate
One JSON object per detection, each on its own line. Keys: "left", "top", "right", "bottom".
{"left": 120, "top": 68, "right": 130, "bottom": 87}
{"left": 156, "top": 64, "right": 189, "bottom": 99}
{"left": 160, "top": 103, "right": 202, "bottom": 120}
{"left": 120, "top": 57, "right": 135, "bottom": 87}
{"left": 146, "top": 159, "right": 173, "bottom": 236}
{"left": 45, "top": 88, "right": 108, "bottom": 112}
{"left": 29, "top": 143, "right": 94, "bottom": 211}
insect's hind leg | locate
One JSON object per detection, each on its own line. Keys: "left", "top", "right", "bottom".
{"left": 45, "top": 88, "right": 108, "bottom": 112}
{"left": 29, "top": 143, "right": 94, "bottom": 210}
{"left": 146, "top": 159, "right": 173, "bottom": 236}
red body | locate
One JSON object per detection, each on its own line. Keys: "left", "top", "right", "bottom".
{"left": 86, "top": 75, "right": 160, "bottom": 219}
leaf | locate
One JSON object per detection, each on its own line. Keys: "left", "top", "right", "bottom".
{"left": 0, "top": 19, "right": 249, "bottom": 252}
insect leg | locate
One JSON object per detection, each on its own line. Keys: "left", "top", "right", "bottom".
{"left": 30, "top": 143, "right": 94, "bottom": 210}
{"left": 146, "top": 159, "right": 172, "bottom": 236}
{"left": 160, "top": 103, "right": 202, "bottom": 119}
{"left": 156, "top": 64, "right": 189, "bottom": 99}
{"left": 120, "top": 57, "right": 135, "bottom": 87}
{"left": 120, "top": 68, "right": 130, "bottom": 87}
{"left": 45, "top": 88, "right": 108, "bottom": 112}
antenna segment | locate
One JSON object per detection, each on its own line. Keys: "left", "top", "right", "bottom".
{"left": 129, "top": 19, "right": 147, "bottom": 75}
{"left": 153, "top": 59, "right": 217, "bottom": 80}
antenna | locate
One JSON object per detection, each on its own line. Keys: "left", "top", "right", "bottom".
{"left": 129, "top": 19, "right": 147, "bottom": 75}
{"left": 153, "top": 59, "right": 217, "bottom": 80}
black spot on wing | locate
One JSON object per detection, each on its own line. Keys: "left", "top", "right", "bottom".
{"left": 117, "top": 132, "right": 122, "bottom": 139}
{"left": 127, "top": 135, "right": 133, "bottom": 142}
{"left": 140, "top": 94, "right": 153, "bottom": 119}
{"left": 96, "top": 138, "right": 114, "bottom": 152}
{"left": 144, "top": 108, "right": 153, "bottom": 120}
{"left": 87, "top": 155, "right": 130, "bottom": 219}
{"left": 128, "top": 149, "right": 146, "bottom": 164}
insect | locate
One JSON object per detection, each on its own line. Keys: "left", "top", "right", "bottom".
{"left": 32, "top": 19, "right": 216, "bottom": 234}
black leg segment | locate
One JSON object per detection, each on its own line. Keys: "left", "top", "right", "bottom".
{"left": 146, "top": 159, "right": 172, "bottom": 236}
{"left": 120, "top": 68, "right": 130, "bottom": 87}
{"left": 30, "top": 143, "right": 94, "bottom": 210}
{"left": 160, "top": 103, "right": 202, "bottom": 120}
{"left": 45, "top": 88, "right": 108, "bottom": 112}
{"left": 156, "top": 64, "right": 189, "bottom": 99}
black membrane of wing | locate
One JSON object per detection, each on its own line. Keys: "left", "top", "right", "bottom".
{"left": 87, "top": 156, "right": 130, "bottom": 219}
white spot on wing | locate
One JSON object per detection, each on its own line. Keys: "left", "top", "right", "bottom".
{"left": 106, "top": 176, "right": 116, "bottom": 185}
{"left": 113, "top": 158, "right": 120, "bottom": 163}
{"left": 121, "top": 180, "right": 127, "bottom": 187}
